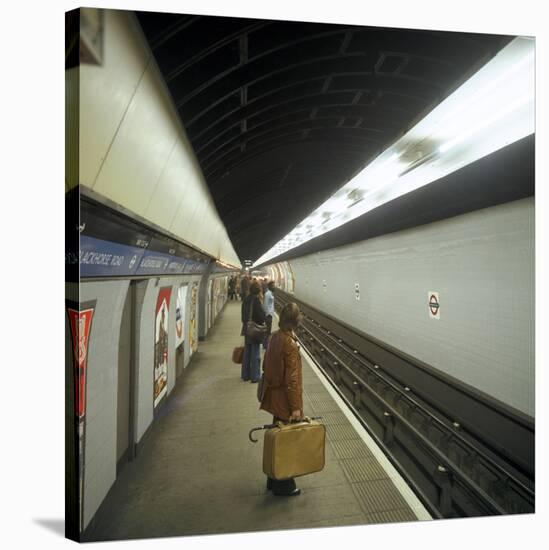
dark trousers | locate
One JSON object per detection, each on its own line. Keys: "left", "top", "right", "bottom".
{"left": 241, "top": 342, "right": 261, "bottom": 382}
{"left": 267, "top": 416, "right": 297, "bottom": 494}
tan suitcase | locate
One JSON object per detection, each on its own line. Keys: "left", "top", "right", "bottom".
{"left": 262, "top": 420, "right": 326, "bottom": 480}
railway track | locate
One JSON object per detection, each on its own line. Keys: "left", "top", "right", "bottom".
{"left": 275, "top": 291, "right": 535, "bottom": 518}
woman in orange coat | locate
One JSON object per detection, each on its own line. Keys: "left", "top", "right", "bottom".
{"left": 259, "top": 302, "right": 303, "bottom": 496}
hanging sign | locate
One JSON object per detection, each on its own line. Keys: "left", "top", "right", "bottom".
{"left": 428, "top": 291, "right": 440, "bottom": 319}
{"left": 355, "top": 283, "right": 360, "bottom": 301}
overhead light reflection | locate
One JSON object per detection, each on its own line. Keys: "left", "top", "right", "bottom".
{"left": 254, "top": 36, "right": 534, "bottom": 267}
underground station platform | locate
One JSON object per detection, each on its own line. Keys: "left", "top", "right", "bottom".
{"left": 83, "top": 300, "right": 429, "bottom": 542}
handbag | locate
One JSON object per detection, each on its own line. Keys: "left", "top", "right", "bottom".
{"left": 244, "top": 297, "right": 267, "bottom": 343}
{"left": 232, "top": 346, "right": 244, "bottom": 364}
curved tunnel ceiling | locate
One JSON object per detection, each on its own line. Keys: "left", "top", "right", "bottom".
{"left": 135, "top": 12, "right": 512, "bottom": 263}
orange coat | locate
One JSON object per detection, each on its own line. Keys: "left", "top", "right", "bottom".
{"left": 259, "top": 329, "right": 303, "bottom": 421}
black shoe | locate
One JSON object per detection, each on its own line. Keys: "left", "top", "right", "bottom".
{"left": 250, "top": 380, "right": 259, "bottom": 384}
{"left": 242, "top": 378, "right": 250, "bottom": 382}
{"left": 273, "top": 488, "right": 301, "bottom": 497}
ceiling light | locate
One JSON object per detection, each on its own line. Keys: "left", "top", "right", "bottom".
{"left": 254, "top": 37, "right": 534, "bottom": 267}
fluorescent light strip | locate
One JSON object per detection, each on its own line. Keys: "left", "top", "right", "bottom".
{"left": 253, "top": 37, "right": 534, "bottom": 267}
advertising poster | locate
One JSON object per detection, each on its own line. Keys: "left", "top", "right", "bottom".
{"left": 154, "top": 287, "right": 172, "bottom": 408}
{"left": 67, "top": 307, "right": 95, "bottom": 419}
{"left": 189, "top": 282, "right": 199, "bottom": 356}
{"left": 66, "top": 303, "right": 95, "bottom": 533}
{"left": 175, "top": 284, "right": 187, "bottom": 349}
{"left": 207, "top": 279, "right": 213, "bottom": 329}
{"left": 218, "top": 276, "right": 227, "bottom": 314}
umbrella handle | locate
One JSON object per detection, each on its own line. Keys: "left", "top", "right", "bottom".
{"left": 248, "top": 423, "right": 276, "bottom": 443}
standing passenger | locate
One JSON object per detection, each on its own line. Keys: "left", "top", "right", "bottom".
{"left": 259, "top": 302, "right": 303, "bottom": 496}
{"left": 262, "top": 281, "right": 275, "bottom": 349}
{"left": 241, "top": 281, "right": 266, "bottom": 383}
{"left": 228, "top": 276, "right": 236, "bottom": 300}
{"left": 240, "top": 275, "right": 250, "bottom": 301}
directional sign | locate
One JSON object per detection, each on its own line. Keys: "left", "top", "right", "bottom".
{"left": 428, "top": 291, "right": 440, "bottom": 319}
{"left": 355, "top": 283, "right": 360, "bottom": 301}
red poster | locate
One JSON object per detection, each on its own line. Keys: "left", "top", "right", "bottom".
{"left": 67, "top": 307, "right": 95, "bottom": 418}
{"left": 154, "top": 287, "right": 172, "bottom": 407}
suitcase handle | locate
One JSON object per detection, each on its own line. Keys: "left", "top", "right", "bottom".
{"left": 248, "top": 417, "right": 323, "bottom": 442}
{"left": 288, "top": 416, "right": 323, "bottom": 424}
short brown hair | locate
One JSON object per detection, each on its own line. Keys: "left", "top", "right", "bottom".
{"left": 279, "top": 302, "right": 302, "bottom": 331}
{"left": 250, "top": 280, "right": 261, "bottom": 295}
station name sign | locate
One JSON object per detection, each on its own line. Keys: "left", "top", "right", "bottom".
{"left": 73, "top": 236, "right": 209, "bottom": 277}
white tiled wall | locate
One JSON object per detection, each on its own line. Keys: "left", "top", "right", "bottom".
{"left": 135, "top": 278, "right": 155, "bottom": 444}
{"left": 78, "top": 9, "right": 240, "bottom": 267}
{"left": 135, "top": 275, "right": 203, "bottom": 444}
{"left": 79, "top": 272, "right": 220, "bottom": 530}
{"left": 80, "top": 279, "right": 130, "bottom": 529}
{"left": 288, "top": 198, "right": 535, "bottom": 417}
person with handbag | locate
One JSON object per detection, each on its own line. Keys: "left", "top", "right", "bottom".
{"left": 258, "top": 302, "right": 304, "bottom": 496}
{"left": 262, "top": 281, "right": 275, "bottom": 350}
{"left": 241, "top": 280, "right": 266, "bottom": 383}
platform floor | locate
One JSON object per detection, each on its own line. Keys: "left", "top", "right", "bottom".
{"left": 86, "top": 300, "right": 429, "bottom": 542}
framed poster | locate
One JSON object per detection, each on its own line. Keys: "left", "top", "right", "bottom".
{"left": 66, "top": 301, "right": 96, "bottom": 533}
{"left": 175, "top": 284, "right": 187, "bottom": 349}
{"left": 189, "top": 282, "right": 199, "bottom": 356}
{"left": 154, "top": 287, "right": 172, "bottom": 408}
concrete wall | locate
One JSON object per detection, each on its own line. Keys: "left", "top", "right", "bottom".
{"left": 287, "top": 198, "right": 535, "bottom": 417}
{"left": 79, "top": 279, "right": 130, "bottom": 529}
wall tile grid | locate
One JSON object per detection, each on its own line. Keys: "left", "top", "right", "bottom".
{"left": 136, "top": 275, "right": 203, "bottom": 443}
{"left": 78, "top": 9, "right": 240, "bottom": 266}
{"left": 80, "top": 279, "right": 130, "bottom": 528}
{"left": 80, "top": 274, "right": 207, "bottom": 529}
{"left": 289, "top": 198, "right": 534, "bottom": 416}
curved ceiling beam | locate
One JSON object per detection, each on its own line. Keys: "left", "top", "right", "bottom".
{"left": 148, "top": 15, "right": 200, "bottom": 49}
{"left": 164, "top": 21, "right": 270, "bottom": 80}
{"left": 203, "top": 129, "right": 377, "bottom": 179}
{"left": 193, "top": 89, "right": 417, "bottom": 155}
{"left": 183, "top": 61, "right": 439, "bottom": 131}
{"left": 172, "top": 25, "right": 480, "bottom": 109}
{"left": 222, "top": 182, "right": 321, "bottom": 217}
{"left": 169, "top": 27, "right": 355, "bottom": 87}
{"left": 205, "top": 139, "right": 372, "bottom": 185}
{"left": 189, "top": 83, "right": 421, "bottom": 149}
{"left": 215, "top": 163, "right": 356, "bottom": 203}
{"left": 199, "top": 117, "right": 387, "bottom": 167}
{"left": 175, "top": 52, "right": 447, "bottom": 112}
{"left": 230, "top": 214, "right": 301, "bottom": 239}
